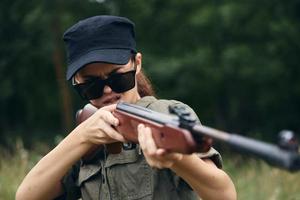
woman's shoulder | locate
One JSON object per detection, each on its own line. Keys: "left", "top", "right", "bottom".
{"left": 136, "top": 96, "right": 200, "bottom": 123}
{"left": 136, "top": 96, "right": 191, "bottom": 114}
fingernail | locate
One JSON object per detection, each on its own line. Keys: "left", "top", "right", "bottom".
{"left": 138, "top": 124, "right": 143, "bottom": 130}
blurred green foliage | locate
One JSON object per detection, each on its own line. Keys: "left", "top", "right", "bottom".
{"left": 0, "top": 0, "right": 299, "bottom": 147}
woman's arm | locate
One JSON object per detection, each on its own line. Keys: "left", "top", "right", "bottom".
{"left": 16, "top": 104, "right": 124, "bottom": 200}
{"left": 16, "top": 129, "right": 93, "bottom": 200}
{"left": 170, "top": 155, "right": 237, "bottom": 200}
{"left": 137, "top": 124, "right": 237, "bottom": 200}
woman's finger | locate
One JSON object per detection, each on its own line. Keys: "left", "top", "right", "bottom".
{"left": 156, "top": 149, "right": 167, "bottom": 156}
{"left": 143, "top": 126, "right": 157, "bottom": 156}
{"left": 138, "top": 124, "right": 146, "bottom": 151}
{"left": 97, "top": 110, "right": 119, "bottom": 126}
{"left": 100, "top": 104, "right": 117, "bottom": 112}
{"left": 99, "top": 121, "right": 125, "bottom": 142}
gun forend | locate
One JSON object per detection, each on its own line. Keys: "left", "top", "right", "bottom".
{"left": 114, "top": 102, "right": 212, "bottom": 154}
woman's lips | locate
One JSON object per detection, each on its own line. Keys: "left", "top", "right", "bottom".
{"left": 102, "top": 95, "right": 121, "bottom": 105}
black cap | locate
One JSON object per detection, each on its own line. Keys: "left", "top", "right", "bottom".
{"left": 63, "top": 15, "right": 137, "bottom": 80}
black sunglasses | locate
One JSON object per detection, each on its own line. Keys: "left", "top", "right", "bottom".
{"left": 73, "top": 70, "right": 136, "bottom": 100}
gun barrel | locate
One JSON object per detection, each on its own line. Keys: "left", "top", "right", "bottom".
{"left": 193, "top": 125, "right": 300, "bottom": 171}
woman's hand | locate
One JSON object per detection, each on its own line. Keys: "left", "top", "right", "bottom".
{"left": 137, "top": 124, "right": 183, "bottom": 169}
{"left": 76, "top": 104, "right": 126, "bottom": 145}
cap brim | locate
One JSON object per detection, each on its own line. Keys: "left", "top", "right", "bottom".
{"left": 66, "top": 49, "right": 132, "bottom": 80}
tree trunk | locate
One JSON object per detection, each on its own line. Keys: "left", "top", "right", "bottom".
{"left": 51, "top": 16, "right": 73, "bottom": 131}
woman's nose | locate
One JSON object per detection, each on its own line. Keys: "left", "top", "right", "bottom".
{"left": 103, "top": 85, "right": 112, "bottom": 94}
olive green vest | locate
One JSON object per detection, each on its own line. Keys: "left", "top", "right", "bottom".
{"left": 60, "top": 96, "right": 222, "bottom": 200}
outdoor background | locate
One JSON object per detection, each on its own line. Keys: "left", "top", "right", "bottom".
{"left": 0, "top": 0, "right": 300, "bottom": 199}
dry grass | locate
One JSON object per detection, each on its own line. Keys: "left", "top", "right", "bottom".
{"left": 0, "top": 143, "right": 300, "bottom": 200}
{"left": 0, "top": 140, "right": 43, "bottom": 200}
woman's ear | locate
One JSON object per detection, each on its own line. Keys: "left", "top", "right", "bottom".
{"left": 135, "top": 52, "right": 142, "bottom": 74}
{"left": 73, "top": 73, "right": 81, "bottom": 84}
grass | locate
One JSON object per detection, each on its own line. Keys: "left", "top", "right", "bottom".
{"left": 0, "top": 140, "right": 46, "bottom": 200}
{"left": 1, "top": 142, "right": 300, "bottom": 200}
{"left": 223, "top": 155, "right": 300, "bottom": 200}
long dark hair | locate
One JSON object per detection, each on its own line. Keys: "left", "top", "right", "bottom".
{"left": 137, "top": 69, "right": 155, "bottom": 97}
{"left": 132, "top": 53, "right": 155, "bottom": 97}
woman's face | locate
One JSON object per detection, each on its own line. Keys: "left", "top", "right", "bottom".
{"left": 75, "top": 53, "right": 142, "bottom": 108}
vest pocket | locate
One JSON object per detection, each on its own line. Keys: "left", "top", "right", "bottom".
{"left": 107, "top": 153, "right": 152, "bottom": 200}
{"left": 78, "top": 164, "right": 102, "bottom": 200}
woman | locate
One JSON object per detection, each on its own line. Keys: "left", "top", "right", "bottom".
{"left": 16, "top": 15, "right": 236, "bottom": 200}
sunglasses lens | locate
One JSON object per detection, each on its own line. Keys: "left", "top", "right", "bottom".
{"left": 74, "top": 79, "right": 105, "bottom": 100}
{"left": 109, "top": 70, "right": 136, "bottom": 93}
{"left": 73, "top": 70, "right": 136, "bottom": 100}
